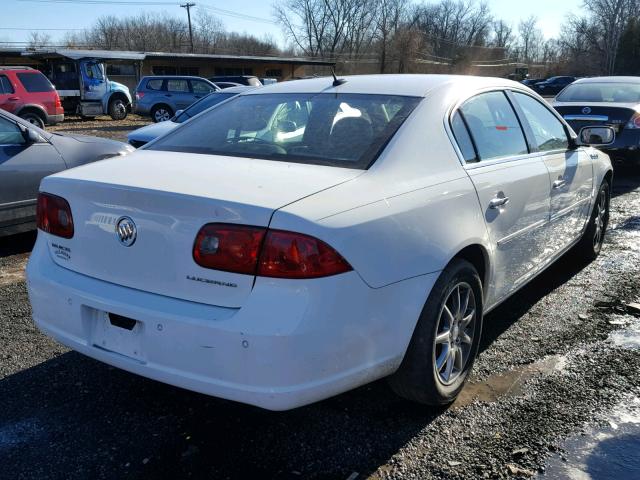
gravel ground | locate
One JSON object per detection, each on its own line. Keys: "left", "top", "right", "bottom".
{"left": 0, "top": 167, "right": 639, "bottom": 480}
{"left": 48, "top": 115, "right": 151, "bottom": 143}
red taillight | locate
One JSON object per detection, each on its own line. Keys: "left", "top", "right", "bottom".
{"left": 258, "top": 230, "right": 352, "bottom": 279}
{"left": 36, "top": 192, "right": 74, "bottom": 239}
{"left": 135, "top": 91, "right": 144, "bottom": 100}
{"left": 193, "top": 224, "right": 352, "bottom": 279}
{"left": 54, "top": 95, "right": 62, "bottom": 108}
{"left": 626, "top": 113, "right": 640, "bottom": 129}
{"left": 193, "top": 224, "right": 265, "bottom": 275}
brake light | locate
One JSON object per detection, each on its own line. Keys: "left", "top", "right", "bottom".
{"left": 626, "top": 112, "right": 640, "bottom": 129}
{"left": 135, "top": 91, "right": 144, "bottom": 100}
{"left": 193, "top": 224, "right": 352, "bottom": 279}
{"left": 258, "top": 230, "right": 352, "bottom": 278}
{"left": 54, "top": 95, "right": 62, "bottom": 108}
{"left": 36, "top": 192, "right": 74, "bottom": 239}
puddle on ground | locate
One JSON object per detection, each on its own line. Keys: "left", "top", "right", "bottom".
{"left": 0, "top": 255, "right": 27, "bottom": 286}
{"left": 540, "top": 396, "right": 640, "bottom": 479}
{"left": 607, "top": 316, "right": 640, "bottom": 350}
{"left": 452, "top": 355, "right": 567, "bottom": 409}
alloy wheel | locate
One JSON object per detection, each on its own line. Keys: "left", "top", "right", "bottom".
{"left": 593, "top": 189, "right": 607, "bottom": 249}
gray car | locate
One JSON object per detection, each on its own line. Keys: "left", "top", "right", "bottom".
{"left": 133, "top": 76, "right": 220, "bottom": 123}
{"left": 0, "top": 109, "right": 134, "bottom": 236}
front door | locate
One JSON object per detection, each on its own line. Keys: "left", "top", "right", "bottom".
{"left": 510, "top": 91, "right": 594, "bottom": 257}
{"left": 80, "top": 60, "right": 107, "bottom": 102}
{"left": 452, "top": 91, "right": 551, "bottom": 306}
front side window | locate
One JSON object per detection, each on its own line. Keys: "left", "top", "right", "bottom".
{"left": 0, "top": 116, "right": 25, "bottom": 145}
{"left": 513, "top": 92, "right": 568, "bottom": 152}
{"left": 83, "top": 63, "right": 104, "bottom": 81}
{"left": 166, "top": 79, "right": 189, "bottom": 93}
{"left": 17, "top": 72, "right": 54, "bottom": 92}
{"left": 148, "top": 93, "right": 421, "bottom": 169}
{"left": 191, "top": 80, "right": 214, "bottom": 95}
{"left": 458, "top": 91, "right": 528, "bottom": 161}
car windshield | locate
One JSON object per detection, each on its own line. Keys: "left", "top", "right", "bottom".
{"left": 148, "top": 93, "right": 421, "bottom": 169}
{"left": 175, "top": 92, "right": 237, "bottom": 123}
{"left": 556, "top": 82, "right": 640, "bottom": 103}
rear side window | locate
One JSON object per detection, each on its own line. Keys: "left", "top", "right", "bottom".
{"left": 513, "top": 92, "right": 568, "bottom": 152}
{"left": 145, "top": 79, "right": 164, "bottom": 91}
{"left": 450, "top": 111, "right": 476, "bottom": 162}
{"left": 459, "top": 91, "right": 528, "bottom": 161}
{"left": 17, "top": 72, "right": 54, "bottom": 92}
{"left": 0, "top": 75, "right": 14, "bottom": 94}
{"left": 167, "top": 79, "right": 189, "bottom": 93}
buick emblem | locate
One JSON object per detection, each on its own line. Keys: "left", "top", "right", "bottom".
{"left": 582, "top": 106, "right": 591, "bottom": 114}
{"left": 115, "top": 216, "right": 137, "bottom": 247}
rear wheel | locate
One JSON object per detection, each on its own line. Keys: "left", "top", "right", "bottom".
{"left": 389, "top": 259, "right": 483, "bottom": 405}
{"left": 151, "top": 104, "right": 173, "bottom": 123}
{"left": 574, "top": 179, "right": 610, "bottom": 261}
{"left": 19, "top": 112, "right": 45, "bottom": 129}
{"left": 109, "top": 98, "right": 128, "bottom": 121}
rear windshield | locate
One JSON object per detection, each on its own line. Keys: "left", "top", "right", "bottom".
{"left": 17, "top": 72, "right": 54, "bottom": 92}
{"left": 175, "top": 92, "right": 237, "bottom": 123}
{"left": 147, "top": 93, "right": 421, "bottom": 169}
{"left": 556, "top": 82, "right": 640, "bottom": 103}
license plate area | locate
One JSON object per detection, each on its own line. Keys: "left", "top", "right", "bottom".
{"left": 90, "top": 310, "right": 145, "bottom": 362}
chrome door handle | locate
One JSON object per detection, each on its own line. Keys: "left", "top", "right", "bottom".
{"left": 553, "top": 179, "right": 567, "bottom": 189}
{"left": 489, "top": 196, "right": 510, "bottom": 209}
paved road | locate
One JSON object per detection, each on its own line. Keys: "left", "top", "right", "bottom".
{"left": 1, "top": 168, "right": 639, "bottom": 480}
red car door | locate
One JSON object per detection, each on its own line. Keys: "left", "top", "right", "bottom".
{"left": 0, "top": 74, "right": 21, "bottom": 114}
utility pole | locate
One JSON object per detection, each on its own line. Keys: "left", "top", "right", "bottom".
{"left": 181, "top": 2, "right": 196, "bottom": 53}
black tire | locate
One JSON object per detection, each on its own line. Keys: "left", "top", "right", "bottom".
{"left": 151, "top": 104, "right": 173, "bottom": 123}
{"left": 573, "top": 179, "right": 610, "bottom": 261}
{"left": 389, "top": 259, "right": 483, "bottom": 405}
{"left": 109, "top": 97, "right": 128, "bottom": 121}
{"left": 19, "top": 112, "right": 45, "bottom": 129}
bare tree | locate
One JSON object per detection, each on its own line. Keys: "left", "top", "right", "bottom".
{"left": 516, "top": 15, "right": 543, "bottom": 63}
{"left": 27, "top": 32, "right": 51, "bottom": 48}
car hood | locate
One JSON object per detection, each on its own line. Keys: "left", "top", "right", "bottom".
{"left": 48, "top": 133, "right": 133, "bottom": 168}
{"left": 127, "top": 121, "right": 178, "bottom": 143}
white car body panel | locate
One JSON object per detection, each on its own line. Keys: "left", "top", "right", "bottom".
{"left": 27, "top": 74, "right": 613, "bottom": 410}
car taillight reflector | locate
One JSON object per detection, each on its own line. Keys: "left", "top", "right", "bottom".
{"left": 627, "top": 113, "right": 640, "bottom": 129}
{"left": 193, "top": 224, "right": 265, "bottom": 275}
{"left": 135, "top": 92, "right": 144, "bottom": 100}
{"left": 193, "top": 224, "right": 352, "bottom": 279}
{"left": 258, "top": 230, "right": 352, "bottom": 279}
{"left": 55, "top": 95, "right": 62, "bottom": 108}
{"left": 36, "top": 192, "right": 74, "bottom": 238}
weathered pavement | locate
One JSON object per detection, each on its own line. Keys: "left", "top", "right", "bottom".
{"left": 1, "top": 168, "right": 639, "bottom": 480}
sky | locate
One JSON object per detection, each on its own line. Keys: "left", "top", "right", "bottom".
{"left": 1, "top": 0, "right": 582, "bottom": 47}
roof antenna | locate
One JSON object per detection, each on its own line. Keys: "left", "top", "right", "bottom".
{"left": 331, "top": 66, "right": 346, "bottom": 87}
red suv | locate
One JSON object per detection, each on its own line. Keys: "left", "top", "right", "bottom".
{"left": 0, "top": 67, "right": 64, "bottom": 128}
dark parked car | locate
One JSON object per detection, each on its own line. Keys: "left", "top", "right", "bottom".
{"left": 0, "top": 66, "right": 64, "bottom": 128}
{"left": 133, "top": 76, "right": 220, "bottom": 122}
{"left": 213, "top": 81, "right": 242, "bottom": 89}
{"left": 533, "top": 76, "right": 576, "bottom": 96}
{"left": 553, "top": 76, "right": 640, "bottom": 165}
{"left": 0, "top": 108, "right": 133, "bottom": 236}
{"left": 521, "top": 77, "right": 545, "bottom": 87}
{"left": 209, "top": 75, "right": 262, "bottom": 87}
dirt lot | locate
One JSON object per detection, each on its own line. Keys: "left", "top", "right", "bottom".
{"left": 48, "top": 114, "right": 151, "bottom": 142}
{"left": 0, "top": 129, "right": 639, "bottom": 478}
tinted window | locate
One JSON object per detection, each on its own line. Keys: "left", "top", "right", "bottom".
{"left": 513, "top": 92, "right": 568, "bottom": 152}
{"left": 17, "top": 72, "right": 54, "bottom": 92}
{"left": 556, "top": 82, "right": 640, "bottom": 103}
{"left": 0, "top": 75, "right": 14, "bottom": 94}
{"left": 191, "top": 80, "right": 214, "bottom": 94}
{"left": 175, "top": 92, "right": 236, "bottom": 123}
{"left": 0, "top": 116, "right": 25, "bottom": 145}
{"left": 167, "top": 79, "right": 189, "bottom": 93}
{"left": 450, "top": 111, "right": 476, "bottom": 162}
{"left": 459, "top": 91, "right": 528, "bottom": 161}
{"left": 146, "top": 79, "right": 164, "bottom": 91}
{"left": 148, "top": 93, "right": 421, "bottom": 169}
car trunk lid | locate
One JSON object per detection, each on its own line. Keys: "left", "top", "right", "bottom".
{"left": 554, "top": 102, "right": 639, "bottom": 134}
{"left": 40, "top": 150, "right": 361, "bottom": 307}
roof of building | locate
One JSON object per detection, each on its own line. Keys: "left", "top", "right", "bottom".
{"left": 5, "top": 48, "right": 334, "bottom": 65}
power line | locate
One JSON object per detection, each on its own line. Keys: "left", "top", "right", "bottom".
{"left": 200, "top": 4, "right": 276, "bottom": 25}
{"left": 17, "top": 0, "right": 181, "bottom": 4}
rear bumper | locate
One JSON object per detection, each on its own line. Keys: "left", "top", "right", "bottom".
{"left": 26, "top": 234, "right": 435, "bottom": 410}
{"left": 133, "top": 103, "right": 151, "bottom": 115}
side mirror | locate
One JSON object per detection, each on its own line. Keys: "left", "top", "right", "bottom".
{"left": 577, "top": 126, "right": 615, "bottom": 146}
{"left": 277, "top": 120, "right": 297, "bottom": 133}
{"left": 174, "top": 109, "right": 184, "bottom": 118}
{"left": 27, "top": 128, "right": 44, "bottom": 143}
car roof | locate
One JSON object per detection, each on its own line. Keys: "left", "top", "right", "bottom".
{"left": 246, "top": 74, "right": 523, "bottom": 98}
{"left": 141, "top": 75, "right": 212, "bottom": 81}
{"left": 572, "top": 76, "right": 640, "bottom": 84}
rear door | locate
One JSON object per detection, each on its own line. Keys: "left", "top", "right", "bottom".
{"left": 452, "top": 90, "right": 551, "bottom": 305}
{"left": 0, "top": 114, "right": 66, "bottom": 229}
{"left": 166, "top": 78, "right": 193, "bottom": 110}
{"left": 510, "top": 91, "right": 593, "bottom": 257}
{"left": 0, "top": 74, "right": 20, "bottom": 114}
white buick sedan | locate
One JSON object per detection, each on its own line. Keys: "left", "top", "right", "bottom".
{"left": 27, "top": 75, "right": 613, "bottom": 410}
